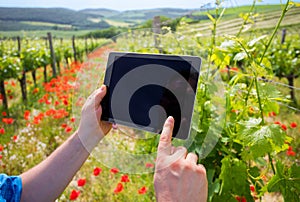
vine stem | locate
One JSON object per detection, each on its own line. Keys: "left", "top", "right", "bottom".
{"left": 268, "top": 153, "right": 276, "bottom": 175}
{"left": 254, "top": 75, "right": 265, "bottom": 124}
{"left": 236, "top": 0, "right": 256, "bottom": 37}
{"left": 259, "top": 0, "right": 290, "bottom": 64}
{"left": 258, "top": 1, "right": 290, "bottom": 174}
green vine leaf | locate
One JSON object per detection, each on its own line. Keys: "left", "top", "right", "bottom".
{"left": 213, "top": 157, "right": 253, "bottom": 202}
{"left": 237, "top": 119, "right": 286, "bottom": 160}
{"left": 262, "top": 162, "right": 300, "bottom": 201}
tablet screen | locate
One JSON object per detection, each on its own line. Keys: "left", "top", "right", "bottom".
{"left": 101, "top": 52, "right": 201, "bottom": 139}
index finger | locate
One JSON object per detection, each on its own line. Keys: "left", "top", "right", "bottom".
{"left": 157, "top": 116, "right": 174, "bottom": 155}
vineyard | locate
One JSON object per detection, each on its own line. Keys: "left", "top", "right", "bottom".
{"left": 0, "top": 0, "right": 300, "bottom": 202}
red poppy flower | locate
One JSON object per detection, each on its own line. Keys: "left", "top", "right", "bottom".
{"left": 230, "top": 67, "right": 239, "bottom": 72}
{"left": 286, "top": 146, "right": 296, "bottom": 156}
{"left": 114, "top": 183, "right": 123, "bottom": 193}
{"left": 0, "top": 128, "right": 5, "bottom": 135}
{"left": 61, "top": 123, "right": 68, "bottom": 128}
{"left": 138, "top": 186, "right": 147, "bottom": 194}
{"left": 0, "top": 155, "right": 2, "bottom": 159}
{"left": 2, "top": 112, "right": 7, "bottom": 116}
{"left": 0, "top": 145, "right": 3, "bottom": 152}
{"left": 24, "top": 110, "right": 30, "bottom": 120}
{"left": 286, "top": 150, "right": 296, "bottom": 156}
{"left": 12, "top": 135, "right": 18, "bottom": 142}
{"left": 250, "top": 185, "right": 255, "bottom": 192}
{"left": 235, "top": 196, "right": 246, "bottom": 202}
{"left": 290, "top": 122, "right": 297, "bottom": 128}
{"left": 77, "top": 178, "right": 86, "bottom": 187}
{"left": 70, "top": 190, "right": 80, "bottom": 200}
{"left": 63, "top": 99, "right": 69, "bottom": 106}
{"left": 2, "top": 118, "right": 14, "bottom": 124}
{"left": 65, "top": 127, "right": 72, "bottom": 133}
{"left": 121, "top": 174, "right": 130, "bottom": 183}
{"left": 145, "top": 163, "right": 154, "bottom": 168}
{"left": 70, "top": 117, "right": 76, "bottom": 122}
{"left": 54, "top": 101, "right": 60, "bottom": 106}
{"left": 281, "top": 124, "right": 287, "bottom": 131}
{"left": 11, "top": 81, "right": 16, "bottom": 87}
{"left": 93, "top": 167, "right": 102, "bottom": 176}
{"left": 110, "top": 168, "right": 119, "bottom": 174}
{"left": 45, "top": 109, "right": 56, "bottom": 116}
{"left": 33, "top": 88, "right": 39, "bottom": 94}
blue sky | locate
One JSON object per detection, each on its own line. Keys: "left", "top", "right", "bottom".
{"left": 0, "top": 0, "right": 295, "bottom": 11}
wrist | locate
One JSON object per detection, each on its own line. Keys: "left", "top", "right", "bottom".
{"left": 76, "top": 129, "right": 102, "bottom": 153}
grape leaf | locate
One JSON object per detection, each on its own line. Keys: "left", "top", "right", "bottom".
{"left": 263, "top": 162, "right": 300, "bottom": 202}
{"left": 237, "top": 119, "right": 286, "bottom": 160}
{"left": 213, "top": 157, "right": 253, "bottom": 202}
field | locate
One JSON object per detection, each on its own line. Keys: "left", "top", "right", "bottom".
{"left": 0, "top": 1, "right": 300, "bottom": 202}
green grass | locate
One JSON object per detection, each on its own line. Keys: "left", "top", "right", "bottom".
{"left": 104, "top": 19, "right": 134, "bottom": 27}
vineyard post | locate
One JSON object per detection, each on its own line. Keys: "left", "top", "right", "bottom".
{"left": 152, "top": 16, "right": 162, "bottom": 53}
{"left": 18, "top": 36, "right": 27, "bottom": 102}
{"left": 17, "top": 36, "right": 21, "bottom": 53}
{"left": 85, "top": 37, "right": 88, "bottom": 55}
{"left": 281, "top": 28, "right": 286, "bottom": 44}
{"left": 44, "top": 37, "right": 48, "bottom": 48}
{"left": 72, "top": 35, "right": 77, "bottom": 62}
{"left": 47, "top": 32, "right": 57, "bottom": 77}
{"left": 0, "top": 80, "right": 8, "bottom": 111}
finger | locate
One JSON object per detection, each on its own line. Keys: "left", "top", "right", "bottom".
{"left": 157, "top": 116, "right": 174, "bottom": 155}
{"left": 156, "top": 146, "right": 187, "bottom": 170}
{"left": 95, "top": 85, "right": 107, "bottom": 108}
{"left": 172, "top": 146, "right": 187, "bottom": 159}
{"left": 186, "top": 152, "right": 198, "bottom": 164}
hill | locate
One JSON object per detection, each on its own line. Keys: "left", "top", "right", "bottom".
{"left": 0, "top": 7, "right": 110, "bottom": 31}
{"left": 0, "top": 7, "right": 193, "bottom": 31}
{"left": 109, "top": 8, "right": 192, "bottom": 23}
{"left": 79, "top": 8, "right": 120, "bottom": 17}
{"left": 181, "top": 5, "right": 300, "bottom": 36}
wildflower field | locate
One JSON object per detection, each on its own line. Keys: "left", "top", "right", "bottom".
{"left": 0, "top": 0, "right": 299, "bottom": 201}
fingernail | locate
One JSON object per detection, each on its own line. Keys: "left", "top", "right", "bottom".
{"left": 167, "top": 116, "right": 174, "bottom": 124}
{"left": 100, "top": 85, "right": 106, "bottom": 91}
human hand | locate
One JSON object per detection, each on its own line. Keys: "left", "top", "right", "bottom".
{"left": 154, "top": 116, "right": 208, "bottom": 202}
{"left": 77, "top": 85, "right": 112, "bottom": 152}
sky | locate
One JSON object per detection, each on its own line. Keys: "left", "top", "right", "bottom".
{"left": 0, "top": 0, "right": 294, "bottom": 11}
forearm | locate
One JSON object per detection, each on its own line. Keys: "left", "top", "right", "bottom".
{"left": 20, "top": 131, "right": 94, "bottom": 202}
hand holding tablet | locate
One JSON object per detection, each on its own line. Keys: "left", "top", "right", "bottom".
{"left": 101, "top": 52, "right": 201, "bottom": 139}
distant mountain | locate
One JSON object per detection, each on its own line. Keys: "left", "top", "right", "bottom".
{"left": 0, "top": 7, "right": 194, "bottom": 31}
{"left": 0, "top": 7, "right": 110, "bottom": 31}
{"left": 110, "top": 8, "right": 192, "bottom": 22}
{"left": 79, "top": 8, "right": 120, "bottom": 17}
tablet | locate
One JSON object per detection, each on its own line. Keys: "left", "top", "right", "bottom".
{"left": 101, "top": 52, "right": 201, "bottom": 139}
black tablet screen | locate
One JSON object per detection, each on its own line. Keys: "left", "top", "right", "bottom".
{"left": 102, "top": 53, "right": 199, "bottom": 139}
